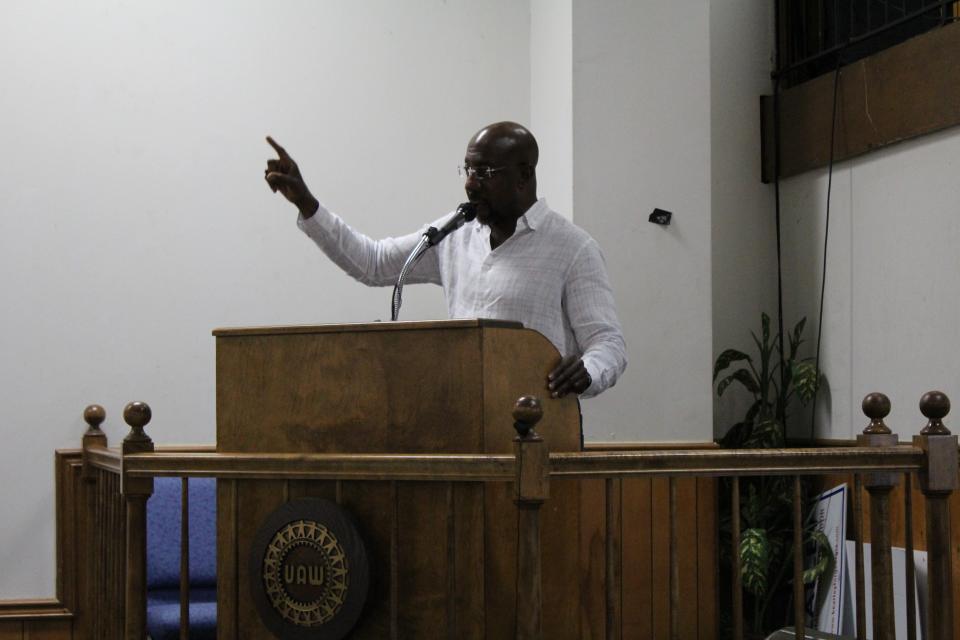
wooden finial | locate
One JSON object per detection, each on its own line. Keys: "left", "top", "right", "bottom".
{"left": 513, "top": 396, "right": 543, "bottom": 438}
{"left": 920, "top": 390, "right": 951, "bottom": 436}
{"left": 82, "top": 403, "right": 109, "bottom": 452}
{"left": 862, "top": 392, "right": 892, "bottom": 434}
{"left": 83, "top": 404, "right": 106, "bottom": 435}
{"left": 122, "top": 401, "right": 153, "bottom": 448}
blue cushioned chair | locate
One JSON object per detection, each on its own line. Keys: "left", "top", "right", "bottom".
{"left": 146, "top": 477, "right": 217, "bottom": 640}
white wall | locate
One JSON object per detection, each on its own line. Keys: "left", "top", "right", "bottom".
{"left": 530, "top": 0, "right": 573, "bottom": 219}
{"left": 710, "top": 2, "right": 779, "bottom": 438}
{"left": 0, "top": 0, "right": 529, "bottom": 599}
{"left": 572, "top": 1, "right": 714, "bottom": 442}
{"left": 781, "top": 126, "right": 960, "bottom": 440}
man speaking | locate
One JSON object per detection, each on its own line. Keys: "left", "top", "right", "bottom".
{"left": 264, "top": 122, "right": 626, "bottom": 400}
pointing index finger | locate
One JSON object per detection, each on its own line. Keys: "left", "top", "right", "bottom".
{"left": 266, "top": 135, "right": 289, "bottom": 159}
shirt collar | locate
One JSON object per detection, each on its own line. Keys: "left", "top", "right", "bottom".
{"left": 517, "top": 198, "right": 548, "bottom": 232}
{"left": 471, "top": 198, "right": 548, "bottom": 235}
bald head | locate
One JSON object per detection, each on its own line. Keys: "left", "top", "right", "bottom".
{"left": 463, "top": 122, "right": 539, "bottom": 237}
{"left": 468, "top": 121, "right": 539, "bottom": 168}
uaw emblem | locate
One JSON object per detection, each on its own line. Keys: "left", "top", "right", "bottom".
{"left": 250, "top": 498, "right": 369, "bottom": 640}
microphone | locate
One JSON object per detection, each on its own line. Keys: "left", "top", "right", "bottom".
{"left": 425, "top": 202, "right": 477, "bottom": 247}
{"left": 390, "top": 202, "right": 478, "bottom": 321}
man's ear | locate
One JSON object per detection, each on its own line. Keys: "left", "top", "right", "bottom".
{"left": 517, "top": 164, "right": 535, "bottom": 187}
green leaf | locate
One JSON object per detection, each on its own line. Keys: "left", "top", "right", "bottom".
{"left": 792, "top": 361, "right": 819, "bottom": 405}
{"left": 713, "top": 349, "right": 753, "bottom": 381}
{"left": 717, "top": 368, "right": 760, "bottom": 397}
{"left": 750, "top": 330, "right": 763, "bottom": 355}
{"left": 761, "top": 313, "right": 771, "bottom": 346}
{"left": 744, "top": 418, "right": 784, "bottom": 448}
{"left": 790, "top": 317, "right": 807, "bottom": 354}
{"left": 803, "top": 529, "right": 835, "bottom": 585}
{"left": 740, "top": 528, "right": 770, "bottom": 597}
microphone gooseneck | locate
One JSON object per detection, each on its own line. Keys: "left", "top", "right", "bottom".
{"left": 390, "top": 203, "right": 477, "bottom": 322}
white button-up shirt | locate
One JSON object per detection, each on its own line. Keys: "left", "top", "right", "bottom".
{"left": 298, "top": 198, "right": 626, "bottom": 397}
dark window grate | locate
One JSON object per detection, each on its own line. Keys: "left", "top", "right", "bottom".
{"left": 776, "top": 0, "right": 960, "bottom": 86}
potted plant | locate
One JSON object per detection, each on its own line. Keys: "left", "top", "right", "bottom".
{"left": 714, "top": 313, "right": 833, "bottom": 637}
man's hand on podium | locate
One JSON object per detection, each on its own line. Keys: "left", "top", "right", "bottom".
{"left": 264, "top": 136, "right": 320, "bottom": 219}
{"left": 548, "top": 355, "right": 592, "bottom": 398}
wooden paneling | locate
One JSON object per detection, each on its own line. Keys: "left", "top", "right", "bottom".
{"left": 621, "top": 478, "right": 653, "bottom": 638}
{"left": 22, "top": 620, "right": 71, "bottom": 640}
{"left": 234, "top": 480, "right": 285, "bottom": 639}
{"left": 452, "top": 483, "right": 485, "bottom": 639}
{"left": 0, "top": 618, "right": 73, "bottom": 640}
{"left": 395, "top": 482, "right": 449, "bottom": 634}
{"left": 337, "top": 480, "right": 396, "bottom": 638}
{"left": 0, "top": 451, "right": 81, "bottom": 639}
{"left": 569, "top": 475, "right": 719, "bottom": 640}
{"left": 696, "top": 477, "right": 718, "bottom": 640}
{"left": 213, "top": 442, "right": 720, "bottom": 639}
{"left": 761, "top": 21, "right": 960, "bottom": 181}
{"left": 577, "top": 444, "right": 719, "bottom": 640}
{"left": 215, "top": 478, "right": 238, "bottom": 640}
{"left": 577, "top": 479, "right": 604, "bottom": 639}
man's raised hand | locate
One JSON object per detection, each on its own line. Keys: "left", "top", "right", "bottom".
{"left": 264, "top": 136, "right": 319, "bottom": 217}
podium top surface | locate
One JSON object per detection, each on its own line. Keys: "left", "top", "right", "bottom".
{"left": 212, "top": 318, "right": 524, "bottom": 338}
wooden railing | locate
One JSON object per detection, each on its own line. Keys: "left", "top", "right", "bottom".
{"left": 79, "top": 391, "right": 957, "bottom": 640}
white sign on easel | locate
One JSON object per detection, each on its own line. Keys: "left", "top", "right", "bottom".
{"left": 807, "top": 484, "right": 847, "bottom": 634}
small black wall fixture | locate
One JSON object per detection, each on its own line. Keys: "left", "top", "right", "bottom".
{"left": 648, "top": 208, "right": 672, "bottom": 226}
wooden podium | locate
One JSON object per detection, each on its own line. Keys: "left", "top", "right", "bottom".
{"left": 213, "top": 319, "right": 584, "bottom": 638}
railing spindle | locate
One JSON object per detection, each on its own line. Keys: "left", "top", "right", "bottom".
{"left": 731, "top": 477, "right": 743, "bottom": 640}
{"left": 792, "top": 475, "right": 804, "bottom": 637}
{"left": 102, "top": 471, "right": 110, "bottom": 640}
{"left": 669, "top": 478, "right": 679, "bottom": 640}
{"left": 858, "top": 392, "right": 897, "bottom": 640}
{"left": 903, "top": 471, "right": 916, "bottom": 640}
{"left": 446, "top": 481, "right": 456, "bottom": 640}
{"left": 853, "top": 473, "right": 866, "bottom": 640}
{"left": 179, "top": 477, "right": 190, "bottom": 640}
{"left": 913, "top": 390, "right": 957, "bottom": 640}
{"left": 112, "top": 470, "right": 125, "bottom": 638}
{"left": 390, "top": 480, "right": 399, "bottom": 640}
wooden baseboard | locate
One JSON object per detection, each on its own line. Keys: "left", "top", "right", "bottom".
{"left": 585, "top": 440, "right": 720, "bottom": 451}
{"left": 0, "top": 599, "right": 72, "bottom": 620}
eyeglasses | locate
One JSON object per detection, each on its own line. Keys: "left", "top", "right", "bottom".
{"left": 457, "top": 165, "right": 508, "bottom": 180}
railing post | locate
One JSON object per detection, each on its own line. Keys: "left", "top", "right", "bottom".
{"left": 512, "top": 396, "right": 548, "bottom": 640}
{"left": 81, "top": 405, "right": 108, "bottom": 640}
{"left": 912, "top": 391, "right": 957, "bottom": 640}
{"left": 857, "top": 392, "right": 897, "bottom": 640}
{"left": 122, "top": 401, "right": 154, "bottom": 640}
